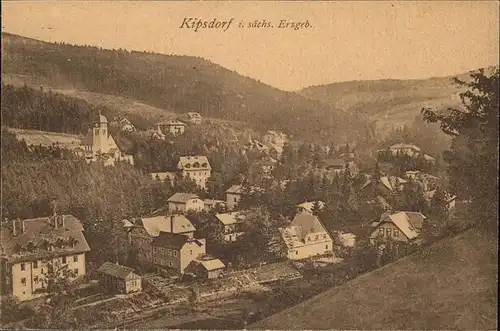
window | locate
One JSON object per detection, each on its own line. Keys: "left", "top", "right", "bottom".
{"left": 73, "top": 255, "right": 79, "bottom": 262}
{"left": 326, "top": 244, "right": 329, "bottom": 250}
{"left": 94, "top": 128, "right": 99, "bottom": 135}
{"left": 20, "top": 263, "right": 26, "bottom": 271}
{"left": 173, "top": 251, "right": 178, "bottom": 257}
{"left": 153, "top": 246, "right": 157, "bottom": 253}
{"left": 189, "top": 250, "right": 193, "bottom": 255}
{"left": 74, "top": 268, "right": 79, "bottom": 277}
{"left": 33, "top": 261, "right": 38, "bottom": 269}
{"left": 386, "top": 228, "right": 392, "bottom": 237}
{"left": 34, "top": 276, "right": 39, "bottom": 284}
{"left": 394, "top": 229, "right": 399, "bottom": 237}
{"left": 379, "top": 228, "right": 384, "bottom": 236}
{"left": 295, "top": 250, "right": 298, "bottom": 255}
{"left": 62, "top": 256, "right": 67, "bottom": 264}
{"left": 21, "top": 277, "right": 26, "bottom": 286}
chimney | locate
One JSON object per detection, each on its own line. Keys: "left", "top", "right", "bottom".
{"left": 170, "top": 215, "right": 174, "bottom": 234}
{"left": 12, "top": 219, "right": 17, "bottom": 236}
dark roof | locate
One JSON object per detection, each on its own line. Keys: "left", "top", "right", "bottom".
{"left": 152, "top": 231, "right": 203, "bottom": 249}
{"left": 1, "top": 215, "right": 91, "bottom": 263}
{"left": 97, "top": 262, "right": 139, "bottom": 279}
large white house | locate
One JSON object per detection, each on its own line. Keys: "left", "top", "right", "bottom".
{"left": 177, "top": 156, "right": 211, "bottom": 189}
{"left": 0, "top": 215, "right": 90, "bottom": 301}
{"left": 279, "top": 212, "right": 334, "bottom": 260}
{"left": 370, "top": 211, "right": 427, "bottom": 244}
{"left": 167, "top": 193, "right": 204, "bottom": 213}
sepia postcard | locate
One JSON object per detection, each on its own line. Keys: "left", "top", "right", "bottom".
{"left": 0, "top": 1, "right": 498, "bottom": 330}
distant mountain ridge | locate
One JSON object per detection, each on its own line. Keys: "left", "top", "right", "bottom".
{"left": 298, "top": 66, "right": 499, "bottom": 135}
{"left": 2, "top": 32, "right": 495, "bottom": 142}
{"left": 1, "top": 32, "right": 367, "bottom": 144}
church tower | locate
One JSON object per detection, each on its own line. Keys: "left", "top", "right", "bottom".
{"left": 92, "top": 111, "right": 109, "bottom": 154}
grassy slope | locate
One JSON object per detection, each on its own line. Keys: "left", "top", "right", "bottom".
{"left": 250, "top": 228, "right": 498, "bottom": 330}
{"left": 7, "top": 128, "right": 83, "bottom": 148}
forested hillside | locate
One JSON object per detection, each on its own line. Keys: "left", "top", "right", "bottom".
{"left": 298, "top": 67, "right": 498, "bottom": 136}
{"left": 1, "top": 32, "right": 369, "bottom": 144}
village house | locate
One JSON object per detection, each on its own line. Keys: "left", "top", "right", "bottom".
{"left": 167, "top": 193, "right": 204, "bottom": 214}
{"left": 125, "top": 215, "right": 201, "bottom": 272}
{"left": 97, "top": 262, "right": 142, "bottom": 294}
{"left": 225, "top": 184, "right": 253, "bottom": 211}
{"left": 79, "top": 112, "right": 134, "bottom": 166}
{"left": 215, "top": 212, "right": 245, "bottom": 242}
{"left": 138, "top": 214, "right": 196, "bottom": 238}
{"left": 0, "top": 215, "right": 90, "bottom": 301}
{"left": 279, "top": 212, "right": 334, "bottom": 260}
{"left": 185, "top": 112, "right": 202, "bottom": 125}
{"left": 361, "top": 175, "right": 408, "bottom": 198}
{"left": 184, "top": 256, "right": 226, "bottom": 279}
{"left": 149, "top": 124, "right": 166, "bottom": 140}
{"left": 370, "top": 211, "right": 427, "bottom": 245}
{"left": 324, "top": 158, "right": 358, "bottom": 176}
{"left": 151, "top": 232, "right": 207, "bottom": 273}
{"left": 386, "top": 143, "right": 422, "bottom": 157}
{"left": 158, "top": 120, "right": 187, "bottom": 136}
{"left": 111, "top": 117, "right": 136, "bottom": 132}
{"left": 295, "top": 201, "right": 325, "bottom": 214}
{"left": 177, "top": 156, "right": 212, "bottom": 189}
{"left": 225, "top": 184, "right": 264, "bottom": 210}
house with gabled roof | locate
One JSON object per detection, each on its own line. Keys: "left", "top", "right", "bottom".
{"left": 151, "top": 232, "right": 206, "bottom": 273}
{"left": 184, "top": 255, "right": 226, "bottom": 279}
{"left": 139, "top": 215, "right": 196, "bottom": 238}
{"left": 97, "top": 262, "right": 142, "bottom": 294}
{"left": 125, "top": 214, "right": 203, "bottom": 273}
{"left": 370, "top": 211, "right": 426, "bottom": 244}
{"left": 158, "top": 119, "right": 187, "bottom": 136}
{"left": 361, "top": 175, "right": 408, "bottom": 198}
{"left": 0, "top": 215, "right": 90, "bottom": 301}
{"left": 167, "top": 193, "right": 204, "bottom": 213}
{"left": 225, "top": 184, "right": 263, "bottom": 211}
{"left": 177, "top": 156, "right": 211, "bottom": 189}
{"left": 215, "top": 212, "right": 245, "bottom": 242}
{"left": 279, "top": 212, "right": 334, "bottom": 260}
{"left": 388, "top": 143, "right": 421, "bottom": 157}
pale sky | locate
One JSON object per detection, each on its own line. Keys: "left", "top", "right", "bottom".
{"left": 2, "top": 1, "right": 499, "bottom": 91}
